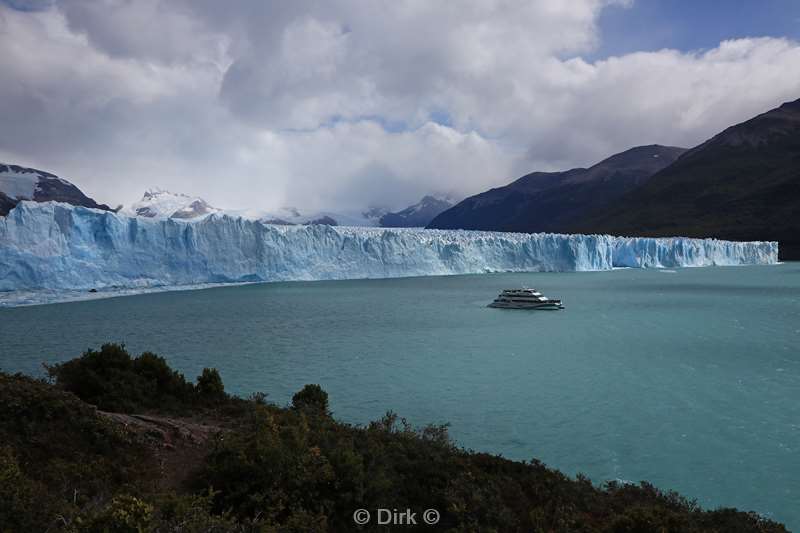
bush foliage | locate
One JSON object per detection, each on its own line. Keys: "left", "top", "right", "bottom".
{"left": 0, "top": 345, "right": 789, "bottom": 532}
{"left": 0, "top": 370, "right": 152, "bottom": 531}
{"left": 45, "top": 343, "right": 227, "bottom": 413}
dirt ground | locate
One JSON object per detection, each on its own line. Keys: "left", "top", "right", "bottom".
{"left": 99, "top": 411, "right": 223, "bottom": 491}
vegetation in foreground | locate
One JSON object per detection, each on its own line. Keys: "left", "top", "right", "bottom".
{"left": 0, "top": 344, "right": 788, "bottom": 532}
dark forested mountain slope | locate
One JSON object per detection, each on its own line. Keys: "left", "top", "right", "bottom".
{"left": 573, "top": 98, "right": 800, "bottom": 259}
{"left": 427, "top": 145, "right": 686, "bottom": 233}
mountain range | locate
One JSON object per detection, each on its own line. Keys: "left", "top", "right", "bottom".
{"left": 571, "top": 99, "right": 800, "bottom": 259}
{"left": 0, "top": 170, "right": 451, "bottom": 229}
{"left": 1, "top": 98, "right": 797, "bottom": 256}
{"left": 429, "top": 97, "right": 800, "bottom": 260}
{"left": 427, "top": 145, "right": 686, "bottom": 233}
{"left": 0, "top": 163, "right": 111, "bottom": 216}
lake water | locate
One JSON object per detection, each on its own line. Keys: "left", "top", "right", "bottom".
{"left": 1, "top": 264, "right": 799, "bottom": 528}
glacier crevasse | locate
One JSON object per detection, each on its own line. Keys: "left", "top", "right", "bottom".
{"left": 0, "top": 202, "right": 779, "bottom": 291}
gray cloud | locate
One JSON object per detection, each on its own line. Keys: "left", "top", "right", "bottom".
{"left": 1, "top": 0, "right": 54, "bottom": 11}
{"left": 1, "top": 1, "right": 799, "bottom": 213}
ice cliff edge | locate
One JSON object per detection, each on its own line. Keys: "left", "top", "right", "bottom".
{"left": 0, "top": 202, "right": 779, "bottom": 291}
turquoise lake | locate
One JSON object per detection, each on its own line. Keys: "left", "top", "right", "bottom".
{"left": 1, "top": 264, "right": 799, "bottom": 528}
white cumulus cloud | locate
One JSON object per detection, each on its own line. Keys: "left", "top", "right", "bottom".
{"left": 0, "top": 0, "right": 799, "bottom": 212}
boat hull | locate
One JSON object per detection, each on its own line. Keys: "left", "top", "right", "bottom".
{"left": 488, "top": 301, "right": 564, "bottom": 310}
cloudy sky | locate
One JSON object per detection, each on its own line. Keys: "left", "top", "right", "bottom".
{"left": 2, "top": 0, "right": 800, "bottom": 213}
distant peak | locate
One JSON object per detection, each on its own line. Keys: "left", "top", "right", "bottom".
{"left": 0, "top": 163, "right": 110, "bottom": 214}
{"left": 125, "top": 188, "right": 216, "bottom": 219}
{"left": 619, "top": 144, "right": 687, "bottom": 154}
{"left": 142, "top": 188, "right": 189, "bottom": 200}
{"left": 0, "top": 163, "right": 62, "bottom": 180}
{"left": 362, "top": 206, "right": 389, "bottom": 219}
{"left": 419, "top": 194, "right": 455, "bottom": 204}
{"left": 778, "top": 97, "right": 800, "bottom": 111}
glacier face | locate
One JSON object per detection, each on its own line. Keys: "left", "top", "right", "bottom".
{"left": 0, "top": 201, "right": 779, "bottom": 292}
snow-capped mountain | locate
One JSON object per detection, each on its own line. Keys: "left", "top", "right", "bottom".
{"left": 120, "top": 189, "right": 219, "bottom": 220}
{"left": 380, "top": 195, "right": 454, "bottom": 227}
{"left": 0, "top": 163, "right": 111, "bottom": 216}
{"left": 118, "top": 190, "right": 385, "bottom": 227}
{"left": 258, "top": 206, "right": 385, "bottom": 227}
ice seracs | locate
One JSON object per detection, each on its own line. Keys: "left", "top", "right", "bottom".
{"left": 0, "top": 201, "right": 779, "bottom": 295}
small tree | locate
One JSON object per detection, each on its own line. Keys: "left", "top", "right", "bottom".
{"left": 196, "top": 368, "right": 225, "bottom": 402}
{"left": 291, "top": 384, "right": 329, "bottom": 413}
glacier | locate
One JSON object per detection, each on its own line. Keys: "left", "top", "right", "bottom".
{"left": 0, "top": 201, "right": 779, "bottom": 296}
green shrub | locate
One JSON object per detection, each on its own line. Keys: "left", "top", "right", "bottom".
{"left": 0, "top": 446, "right": 44, "bottom": 532}
{"left": 134, "top": 351, "right": 195, "bottom": 402}
{"left": 197, "top": 367, "right": 226, "bottom": 403}
{"left": 81, "top": 494, "right": 154, "bottom": 533}
{"left": 292, "top": 383, "right": 329, "bottom": 413}
{"left": 147, "top": 492, "right": 246, "bottom": 532}
{"left": 46, "top": 343, "right": 195, "bottom": 412}
{"left": 0, "top": 371, "right": 152, "bottom": 530}
{"left": 46, "top": 343, "right": 230, "bottom": 413}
